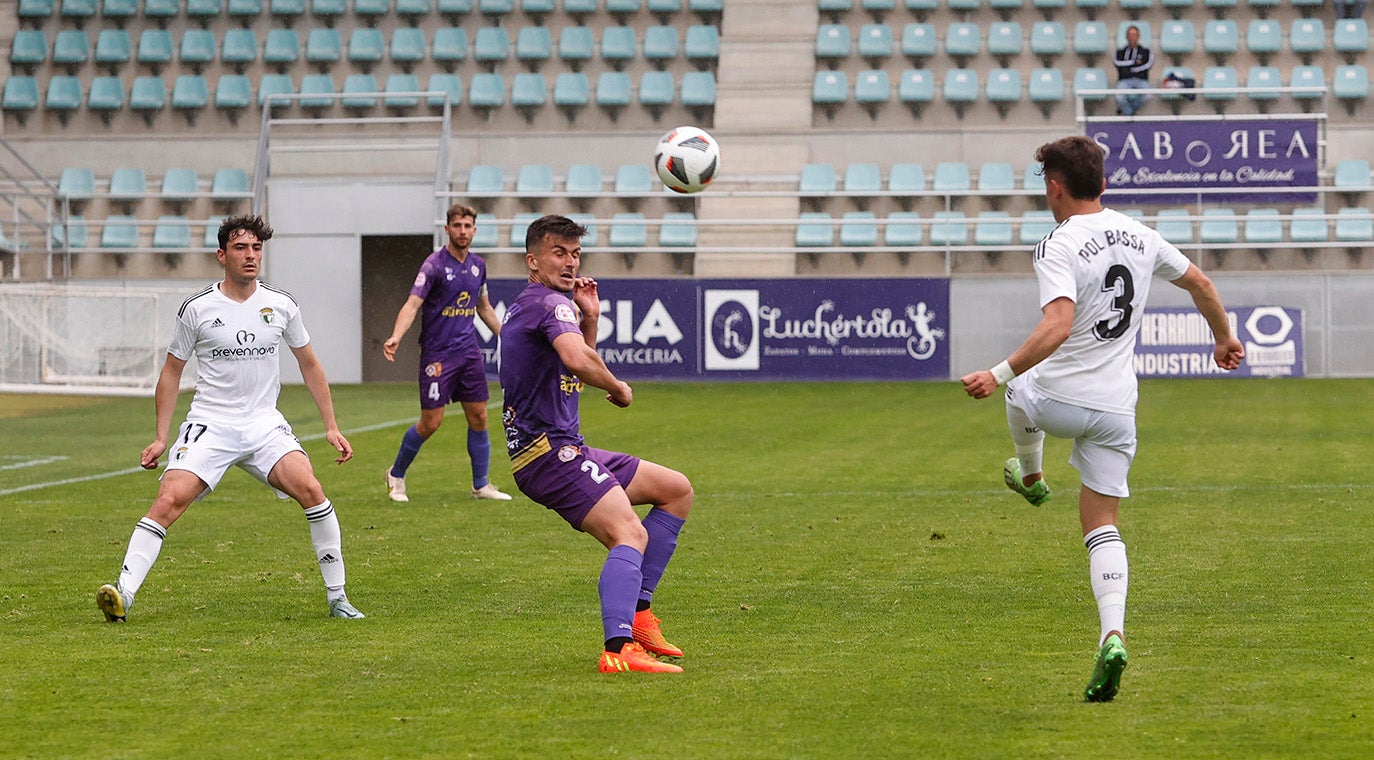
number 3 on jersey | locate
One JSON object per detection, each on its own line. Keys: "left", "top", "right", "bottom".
{"left": 1093, "top": 264, "right": 1135, "bottom": 341}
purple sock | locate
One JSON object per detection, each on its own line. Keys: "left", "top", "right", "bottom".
{"left": 467, "top": 428, "right": 491, "bottom": 489}
{"left": 599, "top": 544, "right": 643, "bottom": 644}
{"left": 639, "top": 508, "right": 685, "bottom": 606}
{"left": 390, "top": 425, "right": 425, "bottom": 478}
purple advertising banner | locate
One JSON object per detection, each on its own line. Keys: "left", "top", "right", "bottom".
{"left": 479, "top": 278, "right": 951, "bottom": 381}
{"left": 1135, "top": 305, "right": 1304, "bottom": 378}
{"left": 1086, "top": 119, "right": 1320, "bottom": 204}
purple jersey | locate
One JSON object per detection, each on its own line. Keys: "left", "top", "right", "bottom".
{"left": 499, "top": 282, "right": 587, "bottom": 464}
{"left": 410, "top": 247, "right": 488, "bottom": 360}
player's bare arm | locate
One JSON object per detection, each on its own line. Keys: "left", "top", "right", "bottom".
{"left": 291, "top": 343, "right": 354, "bottom": 463}
{"left": 382, "top": 294, "right": 425, "bottom": 362}
{"left": 476, "top": 290, "right": 501, "bottom": 337}
{"left": 141, "top": 353, "right": 188, "bottom": 469}
{"left": 551, "top": 331, "right": 632, "bottom": 408}
{"left": 1171, "top": 264, "right": 1245, "bottom": 371}
{"left": 962, "top": 297, "right": 1075, "bottom": 399}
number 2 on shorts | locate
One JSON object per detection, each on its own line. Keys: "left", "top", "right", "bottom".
{"left": 581, "top": 459, "right": 610, "bottom": 484}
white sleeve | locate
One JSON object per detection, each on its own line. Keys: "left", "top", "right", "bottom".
{"left": 1153, "top": 238, "right": 1192, "bottom": 281}
{"left": 1034, "top": 245, "right": 1078, "bottom": 309}
{"left": 283, "top": 302, "right": 311, "bottom": 349}
{"left": 167, "top": 308, "right": 196, "bottom": 360}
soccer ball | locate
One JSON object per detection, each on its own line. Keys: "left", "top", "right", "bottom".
{"left": 654, "top": 126, "right": 720, "bottom": 194}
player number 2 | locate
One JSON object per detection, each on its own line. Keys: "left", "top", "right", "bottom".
{"left": 428, "top": 382, "right": 441, "bottom": 401}
{"left": 581, "top": 460, "right": 610, "bottom": 484}
{"left": 1093, "top": 264, "right": 1135, "bottom": 341}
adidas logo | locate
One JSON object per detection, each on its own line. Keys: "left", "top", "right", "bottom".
{"left": 211, "top": 318, "right": 225, "bottom": 327}
{"left": 319, "top": 553, "right": 339, "bottom": 564}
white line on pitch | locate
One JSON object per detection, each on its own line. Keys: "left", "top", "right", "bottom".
{"left": 0, "top": 455, "right": 69, "bottom": 470}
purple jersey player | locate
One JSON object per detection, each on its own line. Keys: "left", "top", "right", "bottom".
{"left": 500, "top": 214, "right": 693, "bottom": 674}
{"left": 383, "top": 203, "right": 511, "bottom": 502}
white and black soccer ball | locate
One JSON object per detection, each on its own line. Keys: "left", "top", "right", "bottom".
{"left": 654, "top": 126, "right": 720, "bottom": 194}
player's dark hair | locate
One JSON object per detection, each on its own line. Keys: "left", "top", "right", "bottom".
{"left": 525, "top": 214, "right": 587, "bottom": 252}
{"left": 218, "top": 214, "right": 274, "bottom": 250}
{"left": 446, "top": 203, "right": 478, "bottom": 225}
{"left": 1034, "top": 136, "right": 1105, "bottom": 201}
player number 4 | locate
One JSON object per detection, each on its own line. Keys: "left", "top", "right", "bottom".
{"left": 428, "top": 382, "right": 441, "bottom": 402}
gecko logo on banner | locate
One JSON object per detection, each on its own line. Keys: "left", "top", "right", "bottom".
{"left": 704, "top": 290, "right": 758, "bottom": 370}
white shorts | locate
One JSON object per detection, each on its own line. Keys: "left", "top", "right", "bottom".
{"left": 163, "top": 415, "right": 304, "bottom": 500}
{"left": 1006, "top": 379, "right": 1137, "bottom": 498}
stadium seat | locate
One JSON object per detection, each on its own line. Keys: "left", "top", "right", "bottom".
{"left": 511, "top": 72, "right": 548, "bottom": 116}
{"left": 1073, "top": 67, "right": 1109, "bottom": 100}
{"left": 1289, "top": 0, "right": 1325, "bottom": 9}
{"left": 516, "top": 164, "right": 554, "bottom": 197}
{"left": 898, "top": 69, "right": 935, "bottom": 110}
{"left": 1019, "top": 210, "right": 1055, "bottom": 244}
{"left": 985, "top": 68, "right": 1022, "bottom": 109}
{"left": 160, "top": 169, "right": 199, "bottom": 207}
{"left": 1030, "top": 21, "right": 1066, "bottom": 62}
{"left": 1242, "top": 0, "right": 1280, "bottom": 13}
{"left": 1243, "top": 208, "right": 1283, "bottom": 245}
{"left": 681, "top": 71, "right": 716, "bottom": 110}
{"left": 945, "top": 22, "right": 981, "bottom": 63}
{"left": 94, "top": 29, "right": 132, "bottom": 72}
{"left": 614, "top": 163, "right": 654, "bottom": 195}
{"left": 1202, "top": 19, "right": 1238, "bottom": 61}
{"left": 466, "top": 165, "right": 504, "bottom": 194}
{"left": 52, "top": 215, "right": 89, "bottom": 249}
{"left": 604, "top": 0, "right": 641, "bottom": 20}
{"left": 1334, "top": 159, "right": 1371, "bottom": 191}
{"left": 109, "top": 168, "right": 146, "bottom": 206}
{"left": 684, "top": 25, "right": 720, "bottom": 65}
{"left": 425, "top": 73, "right": 463, "bottom": 108}
{"left": 101, "top": 215, "right": 140, "bottom": 249}
{"left": 565, "top": 164, "right": 603, "bottom": 195}
{"left": 1334, "top": 66, "right": 1370, "bottom": 105}
{"left": 520, "top": 0, "right": 555, "bottom": 19}
{"left": 1073, "top": 21, "right": 1109, "bottom": 58}
{"left": 813, "top": 71, "right": 849, "bottom": 108}
{"left": 1202, "top": 66, "right": 1238, "bottom": 108}
{"left": 942, "top": 69, "right": 978, "bottom": 108}
{"left": 644, "top": 26, "right": 680, "bottom": 66}
{"left": 1246, "top": 66, "right": 1281, "bottom": 104}
{"left": 355, "top": 0, "right": 391, "bottom": 18}
{"left": 884, "top": 211, "right": 922, "bottom": 247}
{"left": 10, "top": 30, "right": 48, "bottom": 71}
{"left": 857, "top": 24, "right": 894, "bottom": 61}
{"left": 88, "top": 75, "right": 127, "bottom": 120}
{"left": 1155, "top": 208, "right": 1193, "bottom": 244}
{"left": 1290, "top": 66, "right": 1325, "bottom": 103}
{"left": 171, "top": 75, "right": 209, "bottom": 121}
{"left": 227, "top": 0, "right": 263, "bottom": 22}
{"left": 388, "top": 28, "right": 426, "bottom": 70}
{"left": 987, "top": 21, "right": 1023, "bottom": 62}
{"left": 596, "top": 71, "right": 633, "bottom": 113}
{"left": 271, "top": 0, "right": 307, "bottom": 20}
{"left": 1290, "top": 207, "right": 1328, "bottom": 243}
{"left": 659, "top": 212, "right": 697, "bottom": 248}
{"left": 1159, "top": 20, "right": 1195, "bottom": 60}
{"left": 565, "top": 213, "right": 596, "bottom": 246}
{"left": 61, "top": 0, "right": 97, "bottom": 19}
{"left": 800, "top": 163, "right": 838, "bottom": 194}
{"left": 264, "top": 29, "right": 301, "bottom": 70}
{"left": 1246, "top": 19, "right": 1281, "bottom": 60}
{"left": 818, "top": 0, "right": 852, "bottom": 18}
{"left": 988, "top": 0, "right": 1023, "bottom": 14}
{"left": 152, "top": 216, "right": 193, "bottom": 249}
{"left": 840, "top": 212, "right": 879, "bottom": 247}
{"left": 601, "top": 26, "right": 636, "bottom": 68}
{"left": 52, "top": 30, "right": 90, "bottom": 72}
{"left": 305, "top": 28, "right": 343, "bottom": 67}
{"left": 298, "top": 73, "right": 336, "bottom": 110}
{"left": 516, "top": 26, "right": 553, "bottom": 68}
{"left": 187, "top": 0, "right": 224, "bottom": 24}
{"left": 215, "top": 74, "right": 253, "bottom": 117}
{"left": 1118, "top": 0, "right": 1152, "bottom": 13}
{"left": 901, "top": 23, "right": 937, "bottom": 60}
{"left": 554, "top": 72, "right": 591, "bottom": 113}
{"left": 947, "top": 0, "right": 978, "bottom": 11}
{"left": 933, "top": 161, "right": 971, "bottom": 192}
{"left": 1289, "top": 19, "right": 1326, "bottom": 60}
{"left": 845, "top": 163, "right": 882, "bottom": 194}
{"left": 58, "top": 167, "right": 95, "bottom": 205}
{"left": 1023, "top": 161, "right": 1045, "bottom": 193}
{"left": 928, "top": 211, "right": 968, "bottom": 246}
{"left": 888, "top": 163, "right": 925, "bottom": 193}
{"left": 348, "top": 28, "right": 385, "bottom": 71}
{"left": 221, "top": 29, "right": 258, "bottom": 71}
{"left": 559, "top": 26, "right": 594, "bottom": 67}
{"left": 342, "top": 73, "right": 380, "bottom": 110}
{"left": 1032, "top": 0, "right": 1067, "bottom": 12}
{"left": 257, "top": 73, "right": 295, "bottom": 109}
{"left": 1028, "top": 68, "right": 1065, "bottom": 108}
{"left": 469, "top": 73, "right": 506, "bottom": 109}
{"left": 1203, "top": 0, "right": 1237, "bottom": 13}
{"left": 609, "top": 212, "right": 648, "bottom": 247}
{"left": 1335, "top": 208, "right": 1374, "bottom": 243}
{"left": 639, "top": 70, "right": 675, "bottom": 112}
{"left": 854, "top": 70, "right": 891, "bottom": 109}
{"left": 816, "top": 24, "right": 851, "bottom": 63}
{"left": 978, "top": 162, "right": 1017, "bottom": 193}
{"left": 17, "top": 0, "right": 56, "bottom": 24}
{"left": 796, "top": 213, "right": 834, "bottom": 248}
{"left": 1199, "top": 208, "right": 1238, "bottom": 244}
{"left": 646, "top": 0, "right": 681, "bottom": 18}
{"left": 1115, "top": 21, "right": 1151, "bottom": 47}
{"left": 432, "top": 28, "right": 467, "bottom": 63}
{"left": 436, "top": 0, "right": 473, "bottom": 18}
{"left": 45, "top": 76, "right": 83, "bottom": 116}
{"left": 180, "top": 29, "right": 216, "bottom": 72}
{"left": 211, "top": 168, "right": 251, "bottom": 205}
{"left": 1333, "top": 19, "right": 1368, "bottom": 60}
{"left": 395, "top": 0, "right": 431, "bottom": 17}
{"left": 975, "top": 212, "right": 1014, "bottom": 247}
{"left": 380, "top": 73, "right": 421, "bottom": 109}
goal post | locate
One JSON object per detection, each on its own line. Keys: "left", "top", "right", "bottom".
{"left": 0, "top": 284, "right": 193, "bottom": 397}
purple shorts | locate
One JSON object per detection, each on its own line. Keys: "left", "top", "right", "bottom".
{"left": 514, "top": 444, "right": 641, "bottom": 530}
{"left": 419, "top": 352, "right": 489, "bottom": 409}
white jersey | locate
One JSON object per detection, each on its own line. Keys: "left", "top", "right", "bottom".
{"left": 168, "top": 281, "right": 310, "bottom": 426}
{"left": 1024, "top": 208, "right": 1191, "bottom": 415}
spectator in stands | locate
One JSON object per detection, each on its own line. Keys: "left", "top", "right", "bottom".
{"left": 1113, "top": 25, "right": 1154, "bottom": 116}
{"left": 1334, "top": 0, "right": 1366, "bottom": 18}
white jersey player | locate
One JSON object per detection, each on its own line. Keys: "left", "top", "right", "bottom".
{"left": 961, "top": 136, "right": 1244, "bottom": 703}
{"left": 97, "top": 214, "right": 366, "bottom": 623}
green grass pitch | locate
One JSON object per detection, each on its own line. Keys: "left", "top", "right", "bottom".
{"left": 2, "top": 379, "right": 1372, "bottom": 758}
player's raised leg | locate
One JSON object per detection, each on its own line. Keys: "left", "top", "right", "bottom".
{"left": 581, "top": 488, "right": 681, "bottom": 674}
{"left": 270, "top": 451, "right": 364, "bottom": 619}
{"left": 1004, "top": 389, "right": 1050, "bottom": 506}
{"left": 625, "top": 460, "right": 692, "bottom": 658}
{"left": 461, "top": 399, "right": 510, "bottom": 501}
{"left": 97, "top": 471, "right": 205, "bottom": 622}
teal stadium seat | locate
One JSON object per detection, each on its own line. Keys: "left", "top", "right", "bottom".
{"left": 604, "top": 0, "right": 641, "bottom": 17}
{"left": 390, "top": 28, "right": 426, "bottom": 70}
{"left": 468, "top": 216, "right": 497, "bottom": 249}
{"left": 796, "top": 213, "right": 834, "bottom": 248}
{"left": 425, "top": 73, "right": 463, "bottom": 108}
{"left": 1073, "top": 21, "right": 1109, "bottom": 58}
{"left": 58, "top": 167, "right": 95, "bottom": 204}
{"left": 659, "top": 212, "right": 696, "bottom": 248}
{"left": 172, "top": 75, "right": 209, "bottom": 120}
{"left": 813, "top": 71, "right": 848, "bottom": 107}
{"left": 228, "top": 0, "right": 263, "bottom": 22}
{"left": 516, "top": 26, "right": 553, "bottom": 68}
{"left": 975, "top": 212, "right": 1014, "bottom": 247}
{"left": 978, "top": 162, "right": 1017, "bottom": 193}
{"left": 18, "top": 0, "right": 56, "bottom": 24}
{"left": 609, "top": 213, "right": 648, "bottom": 248}
{"left": 473, "top": 27, "right": 510, "bottom": 65}
{"left": 1203, "top": 0, "right": 1237, "bottom": 12}
{"left": 644, "top": 26, "right": 680, "bottom": 66}
{"left": 800, "top": 163, "right": 838, "bottom": 194}
{"left": 681, "top": 71, "right": 716, "bottom": 109}
{"left": 1290, "top": 65, "right": 1325, "bottom": 103}
{"left": 383, "top": 73, "right": 422, "bottom": 108}
{"left": 45, "top": 76, "right": 84, "bottom": 114}
{"left": 818, "top": 0, "right": 852, "bottom": 18}
{"left": 432, "top": 28, "right": 467, "bottom": 63}
{"left": 1334, "top": 66, "right": 1370, "bottom": 105}
{"left": 466, "top": 165, "right": 504, "bottom": 194}
{"left": 110, "top": 168, "right": 146, "bottom": 205}
{"left": 943, "top": 69, "right": 978, "bottom": 106}
{"left": 511, "top": 72, "right": 548, "bottom": 112}
{"left": 1202, "top": 66, "right": 1239, "bottom": 108}
{"left": 258, "top": 73, "right": 295, "bottom": 109}
{"left": 508, "top": 213, "right": 541, "bottom": 248}
{"left": 5, "top": 76, "right": 40, "bottom": 118}
{"left": 1335, "top": 208, "right": 1374, "bottom": 243}
{"left": 854, "top": 70, "right": 891, "bottom": 108}
{"left": 180, "top": 29, "right": 217, "bottom": 72}
{"left": 901, "top": 23, "right": 937, "bottom": 60}
{"left": 985, "top": 68, "right": 1022, "bottom": 108}
{"left": 264, "top": 29, "right": 301, "bottom": 70}
{"left": 1246, "top": 66, "right": 1281, "bottom": 103}
{"left": 1288, "top": 19, "right": 1326, "bottom": 59}
{"left": 436, "top": 0, "right": 473, "bottom": 18}
{"left": 521, "top": 0, "right": 555, "bottom": 19}
{"left": 816, "top": 24, "right": 851, "bottom": 64}
{"left": 312, "top": 0, "right": 347, "bottom": 22}
{"left": 840, "top": 212, "right": 879, "bottom": 247}
{"left": 562, "top": 0, "right": 597, "bottom": 18}
{"left": 987, "top": 21, "right": 1023, "bottom": 61}
{"left": 1243, "top": 208, "right": 1282, "bottom": 245}
{"left": 1290, "top": 208, "right": 1327, "bottom": 244}
{"left": 1159, "top": 20, "right": 1195, "bottom": 60}
{"left": 1032, "top": 0, "right": 1067, "bottom": 13}
{"left": 554, "top": 72, "right": 591, "bottom": 111}
{"left": 101, "top": 215, "right": 140, "bottom": 249}
{"left": 10, "top": 30, "right": 48, "bottom": 71}
{"left": 52, "top": 216, "right": 89, "bottom": 249}
{"left": 355, "top": 0, "right": 391, "bottom": 18}
{"left": 1333, "top": 20, "right": 1368, "bottom": 59}
{"left": 211, "top": 168, "right": 251, "bottom": 204}
{"left": 1118, "top": 0, "right": 1153, "bottom": 13}
{"left": 684, "top": 25, "right": 720, "bottom": 65}
{"left": 858, "top": 24, "right": 894, "bottom": 61}
{"left": 1199, "top": 209, "right": 1238, "bottom": 245}
{"left": 845, "top": 163, "right": 882, "bottom": 194}
{"left": 222, "top": 29, "right": 258, "bottom": 71}
{"left": 61, "top": 0, "right": 97, "bottom": 19}
{"left": 1029, "top": 68, "right": 1065, "bottom": 106}
{"left": 947, "top": 0, "right": 979, "bottom": 11}
{"left": 1242, "top": 0, "right": 1280, "bottom": 12}
{"left": 596, "top": 72, "right": 633, "bottom": 111}
{"left": 639, "top": 70, "right": 675, "bottom": 111}
{"left": 215, "top": 74, "right": 253, "bottom": 113}
{"left": 944, "top": 22, "right": 981, "bottom": 63}
{"left": 888, "top": 163, "right": 925, "bottom": 193}
{"left": 203, "top": 216, "right": 226, "bottom": 248}
{"left": 271, "top": 0, "right": 307, "bottom": 19}
{"left": 988, "top": 0, "right": 1024, "bottom": 14}
{"left": 1202, "top": 19, "right": 1238, "bottom": 60}
{"left": 898, "top": 69, "right": 935, "bottom": 109}
{"left": 565, "top": 164, "right": 603, "bottom": 194}
{"left": 161, "top": 169, "right": 198, "bottom": 206}
{"left": 929, "top": 211, "right": 968, "bottom": 246}
{"left": 1334, "top": 159, "right": 1371, "bottom": 191}
{"left": 469, "top": 72, "right": 505, "bottom": 109}
{"left": 1019, "top": 210, "right": 1056, "bottom": 244}
{"left": 601, "top": 26, "right": 636, "bottom": 68}
{"left": 348, "top": 28, "right": 385, "bottom": 70}
{"left": 559, "top": 26, "right": 594, "bottom": 67}
{"left": 1289, "top": 0, "right": 1326, "bottom": 9}
{"left": 1024, "top": 160, "right": 1046, "bottom": 192}
{"left": 342, "top": 73, "right": 380, "bottom": 109}
{"left": 615, "top": 164, "right": 654, "bottom": 195}
{"left": 1155, "top": 209, "right": 1193, "bottom": 244}
{"left": 88, "top": 75, "right": 127, "bottom": 120}
{"left": 884, "top": 211, "right": 922, "bottom": 247}
{"left": 299, "top": 73, "right": 336, "bottom": 110}
{"left": 306, "top": 28, "right": 343, "bottom": 67}
{"left": 933, "top": 161, "right": 971, "bottom": 192}
{"left": 1246, "top": 19, "right": 1281, "bottom": 60}
{"left": 53, "top": 30, "right": 90, "bottom": 72}
{"left": 187, "top": 0, "right": 224, "bottom": 23}
{"left": 94, "top": 29, "right": 131, "bottom": 72}
{"left": 396, "top": 0, "right": 431, "bottom": 17}
{"left": 1030, "top": 21, "right": 1067, "bottom": 62}
{"left": 647, "top": 0, "right": 682, "bottom": 19}
{"left": 153, "top": 216, "right": 193, "bottom": 249}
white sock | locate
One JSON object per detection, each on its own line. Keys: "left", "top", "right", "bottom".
{"left": 117, "top": 517, "right": 166, "bottom": 598}
{"left": 1006, "top": 401, "right": 1045, "bottom": 476}
{"left": 1085, "top": 524, "right": 1128, "bottom": 645}
{"left": 304, "top": 501, "right": 346, "bottom": 602}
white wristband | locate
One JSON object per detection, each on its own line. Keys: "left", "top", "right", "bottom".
{"left": 990, "top": 360, "right": 1016, "bottom": 386}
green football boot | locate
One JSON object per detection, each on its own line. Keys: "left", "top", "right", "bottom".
{"left": 1003, "top": 458, "right": 1050, "bottom": 506}
{"left": 1084, "top": 633, "right": 1128, "bottom": 702}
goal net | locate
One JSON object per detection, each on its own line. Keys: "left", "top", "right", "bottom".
{"left": 0, "top": 284, "right": 192, "bottom": 397}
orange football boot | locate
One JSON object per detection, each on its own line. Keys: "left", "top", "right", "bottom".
{"left": 631, "top": 608, "right": 684, "bottom": 658}
{"left": 598, "top": 642, "right": 683, "bottom": 673}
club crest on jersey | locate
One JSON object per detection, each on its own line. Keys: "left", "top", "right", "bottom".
{"left": 425, "top": 362, "right": 443, "bottom": 377}
{"left": 470, "top": 265, "right": 479, "bottom": 277}
{"left": 554, "top": 303, "right": 577, "bottom": 323}
{"left": 174, "top": 446, "right": 188, "bottom": 461}
{"left": 445, "top": 267, "right": 454, "bottom": 281}
{"left": 414, "top": 272, "right": 427, "bottom": 288}
{"left": 558, "top": 445, "right": 579, "bottom": 462}
{"left": 259, "top": 307, "right": 275, "bottom": 325}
